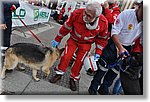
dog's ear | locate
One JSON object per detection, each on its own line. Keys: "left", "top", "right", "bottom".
{"left": 59, "top": 48, "right": 65, "bottom": 55}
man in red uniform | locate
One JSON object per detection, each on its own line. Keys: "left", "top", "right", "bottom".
{"left": 49, "top": 2, "right": 108, "bottom": 91}
{"left": 57, "top": 3, "right": 66, "bottom": 22}
{"left": 102, "top": 0, "right": 120, "bottom": 34}
{"left": 57, "top": 7, "right": 65, "bottom": 21}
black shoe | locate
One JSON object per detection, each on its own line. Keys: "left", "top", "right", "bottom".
{"left": 88, "top": 88, "right": 97, "bottom": 95}
{"left": 98, "top": 84, "right": 109, "bottom": 95}
{"left": 5, "top": 69, "right": 13, "bottom": 73}
{"left": 86, "top": 69, "right": 96, "bottom": 76}
{"left": 69, "top": 78, "right": 77, "bottom": 91}
{"left": 49, "top": 74, "right": 62, "bottom": 83}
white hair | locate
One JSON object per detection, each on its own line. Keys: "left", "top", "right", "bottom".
{"left": 108, "top": 0, "right": 116, "bottom": 4}
{"left": 86, "top": 2, "right": 102, "bottom": 17}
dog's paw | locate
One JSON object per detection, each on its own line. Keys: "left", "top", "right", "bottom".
{"left": 43, "top": 73, "right": 49, "bottom": 79}
{"left": 19, "top": 66, "right": 25, "bottom": 70}
{"left": 32, "top": 77, "right": 40, "bottom": 82}
{"left": 0, "top": 75, "right": 6, "bottom": 80}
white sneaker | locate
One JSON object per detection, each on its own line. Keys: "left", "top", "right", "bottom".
{"left": 1, "top": 53, "right": 5, "bottom": 57}
{"left": 1, "top": 47, "right": 8, "bottom": 50}
{"left": 1, "top": 46, "right": 7, "bottom": 57}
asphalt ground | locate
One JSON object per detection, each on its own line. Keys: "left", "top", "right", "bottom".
{"left": 0, "top": 18, "right": 95, "bottom": 95}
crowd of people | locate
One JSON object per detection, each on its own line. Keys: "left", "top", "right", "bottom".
{"left": 0, "top": 0, "right": 143, "bottom": 95}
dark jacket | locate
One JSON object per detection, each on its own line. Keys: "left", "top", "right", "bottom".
{"left": 2, "top": 0, "right": 20, "bottom": 23}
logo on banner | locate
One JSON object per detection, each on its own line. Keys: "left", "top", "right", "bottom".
{"left": 12, "top": 9, "right": 26, "bottom": 19}
{"left": 34, "top": 9, "right": 49, "bottom": 21}
{"left": 34, "top": 9, "right": 39, "bottom": 21}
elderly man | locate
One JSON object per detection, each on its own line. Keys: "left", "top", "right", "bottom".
{"left": 50, "top": 2, "right": 108, "bottom": 91}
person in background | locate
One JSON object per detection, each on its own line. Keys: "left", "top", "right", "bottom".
{"left": 132, "top": 1, "right": 141, "bottom": 9}
{"left": 88, "top": 0, "right": 121, "bottom": 95}
{"left": 1, "top": 0, "right": 20, "bottom": 49}
{"left": 57, "top": 3, "right": 66, "bottom": 22}
{"left": 1, "top": 0, "right": 20, "bottom": 72}
{"left": 49, "top": 2, "right": 108, "bottom": 91}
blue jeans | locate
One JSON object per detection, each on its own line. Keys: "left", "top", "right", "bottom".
{"left": 113, "top": 78, "right": 123, "bottom": 95}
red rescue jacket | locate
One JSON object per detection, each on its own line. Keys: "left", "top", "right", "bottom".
{"left": 103, "top": 4, "right": 120, "bottom": 24}
{"left": 132, "top": 37, "right": 143, "bottom": 53}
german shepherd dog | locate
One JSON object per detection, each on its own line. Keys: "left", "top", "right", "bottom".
{"left": 0, "top": 43, "right": 64, "bottom": 81}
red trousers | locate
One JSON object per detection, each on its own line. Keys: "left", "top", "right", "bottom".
{"left": 57, "top": 38, "right": 91, "bottom": 80}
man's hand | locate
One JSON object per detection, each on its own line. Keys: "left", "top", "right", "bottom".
{"left": 51, "top": 40, "right": 60, "bottom": 48}
{"left": 119, "top": 47, "right": 129, "bottom": 58}
{"left": 10, "top": 5, "right": 17, "bottom": 12}
{"left": 94, "top": 54, "right": 100, "bottom": 61}
{"left": 103, "top": 1, "right": 109, "bottom": 9}
{"left": 0, "top": 24, "right": 7, "bottom": 30}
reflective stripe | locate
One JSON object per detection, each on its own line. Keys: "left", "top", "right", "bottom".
{"left": 71, "top": 36, "right": 78, "bottom": 42}
{"left": 89, "top": 56, "right": 95, "bottom": 71}
{"left": 112, "top": 68, "right": 119, "bottom": 74}
{"left": 64, "top": 22, "right": 72, "bottom": 30}
{"left": 113, "top": 6, "right": 119, "bottom": 9}
{"left": 74, "top": 30, "right": 81, "bottom": 38}
{"left": 57, "top": 32, "right": 64, "bottom": 37}
{"left": 99, "top": 65, "right": 108, "bottom": 71}
{"left": 70, "top": 74, "right": 80, "bottom": 81}
{"left": 74, "top": 28, "right": 97, "bottom": 40}
{"left": 96, "top": 45, "right": 104, "bottom": 50}
{"left": 65, "top": 45, "right": 68, "bottom": 54}
{"left": 55, "top": 70, "right": 64, "bottom": 75}
{"left": 84, "top": 36, "right": 95, "bottom": 40}
{"left": 81, "top": 51, "right": 88, "bottom": 62}
{"left": 55, "top": 67, "right": 65, "bottom": 75}
{"left": 97, "top": 35, "right": 108, "bottom": 39}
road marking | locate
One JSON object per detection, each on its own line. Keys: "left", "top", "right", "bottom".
{"left": 12, "top": 21, "right": 62, "bottom": 38}
{"left": 50, "top": 21, "right": 62, "bottom": 27}
{"left": 12, "top": 25, "right": 54, "bottom": 38}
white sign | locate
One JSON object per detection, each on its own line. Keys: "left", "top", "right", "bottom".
{"left": 12, "top": 1, "right": 51, "bottom": 27}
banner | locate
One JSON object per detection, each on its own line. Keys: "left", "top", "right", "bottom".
{"left": 12, "top": 1, "right": 51, "bottom": 27}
